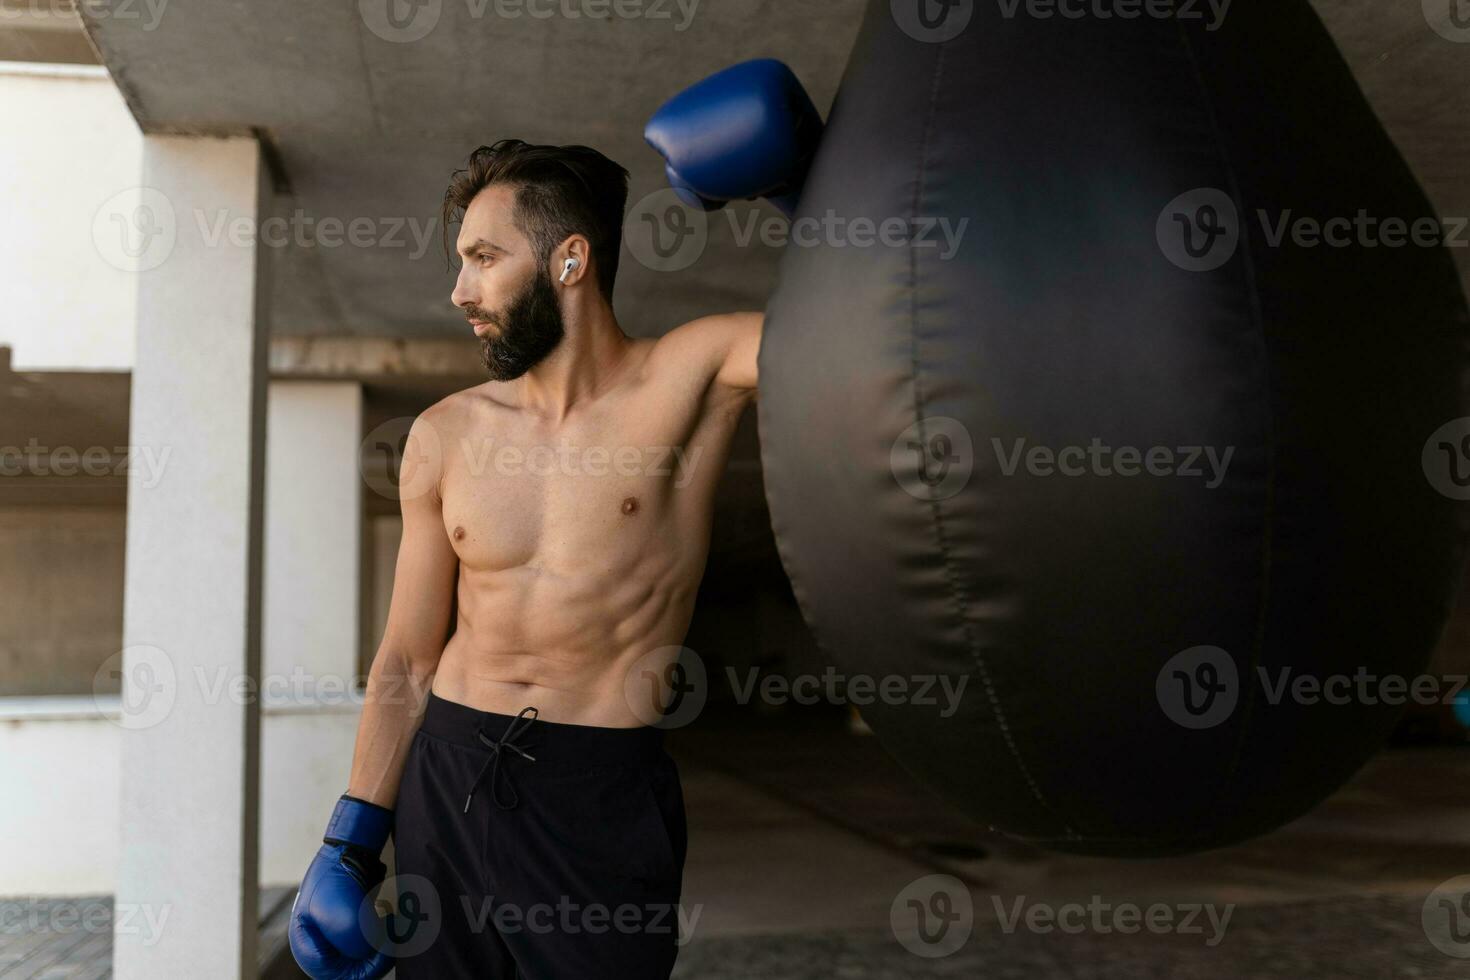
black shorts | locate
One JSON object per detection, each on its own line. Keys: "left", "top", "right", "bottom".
{"left": 391, "top": 692, "right": 688, "bottom": 979}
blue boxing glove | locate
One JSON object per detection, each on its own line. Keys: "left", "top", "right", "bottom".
{"left": 289, "top": 795, "right": 395, "bottom": 980}
{"left": 644, "top": 58, "right": 824, "bottom": 218}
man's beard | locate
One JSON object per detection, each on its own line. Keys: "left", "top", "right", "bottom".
{"left": 472, "top": 267, "right": 566, "bottom": 381}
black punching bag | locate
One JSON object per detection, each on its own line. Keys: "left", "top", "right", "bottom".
{"left": 758, "top": 0, "right": 1470, "bottom": 855}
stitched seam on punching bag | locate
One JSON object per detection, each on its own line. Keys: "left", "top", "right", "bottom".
{"left": 906, "top": 38, "right": 1072, "bottom": 837}
{"left": 1170, "top": 14, "right": 1277, "bottom": 848}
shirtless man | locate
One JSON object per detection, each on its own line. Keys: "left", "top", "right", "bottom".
{"left": 288, "top": 58, "right": 821, "bottom": 980}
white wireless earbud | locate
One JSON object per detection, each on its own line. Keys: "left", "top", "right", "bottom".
{"left": 559, "top": 257, "right": 580, "bottom": 283}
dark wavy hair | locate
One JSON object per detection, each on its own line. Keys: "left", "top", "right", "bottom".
{"left": 442, "top": 139, "right": 630, "bottom": 302}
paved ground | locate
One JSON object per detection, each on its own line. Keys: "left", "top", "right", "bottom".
{"left": 662, "top": 710, "right": 1470, "bottom": 978}
{"left": 0, "top": 888, "right": 293, "bottom": 979}
{"left": 5, "top": 713, "right": 1469, "bottom": 978}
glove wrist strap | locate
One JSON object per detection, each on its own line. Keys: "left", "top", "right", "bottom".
{"left": 323, "top": 794, "right": 392, "bottom": 852}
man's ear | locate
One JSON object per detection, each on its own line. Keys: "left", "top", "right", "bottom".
{"left": 553, "top": 236, "right": 591, "bottom": 285}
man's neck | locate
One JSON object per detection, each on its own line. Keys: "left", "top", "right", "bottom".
{"left": 515, "top": 296, "right": 634, "bottom": 422}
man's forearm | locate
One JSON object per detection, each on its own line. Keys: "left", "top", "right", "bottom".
{"left": 345, "top": 648, "right": 436, "bottom": 808}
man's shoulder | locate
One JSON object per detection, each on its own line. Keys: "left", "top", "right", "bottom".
{"left": 649, "top": 313, "right": 760, "bottom": 374}
{"left": 409, "top": 384, "right": 505, "bottom": 448}
{"left": 422, "top": 382, "right": 514, "bottom": 421}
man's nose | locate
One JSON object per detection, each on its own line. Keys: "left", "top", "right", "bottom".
{"left": 451, "top": 271, "right": 475, "bottom": 310}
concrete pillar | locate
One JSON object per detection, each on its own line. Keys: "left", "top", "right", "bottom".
{"left": 115, "top": 135, "right": 269, "bottom": 980}
{"left": 260, "top": 380, "right": 366, "bottom": 886}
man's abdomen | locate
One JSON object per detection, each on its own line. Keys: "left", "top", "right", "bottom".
{"left": 430, "top": 546, "right": 700, "bottom": 727}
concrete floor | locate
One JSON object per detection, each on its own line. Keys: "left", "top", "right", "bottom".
{"left": 665, "top": 713, "right": 1470, "bottom": 978}
{"left": 6, "top": 717, "right": 1468, "bottom": 978}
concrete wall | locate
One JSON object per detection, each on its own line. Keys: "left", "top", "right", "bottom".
{"left": 0, "top": 698, "right": 366, "bottom": 894}
{"left": 0, "top": 700, "right": 121, "bottom": 894}
{"left": 0, "top": 63, "right": 141, "bottom": 371}
{"left": 0, "top": 507, "right": 125, "bottom": 697}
